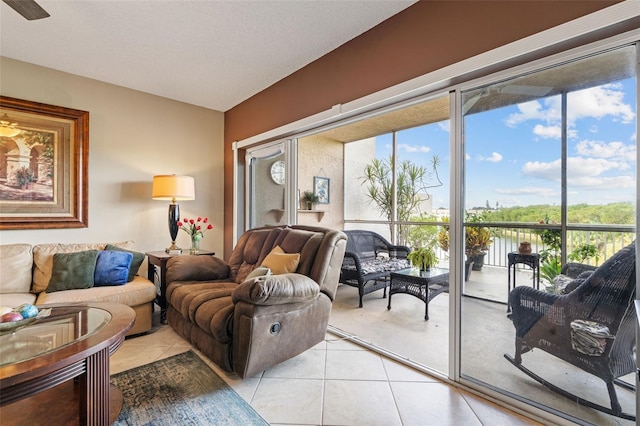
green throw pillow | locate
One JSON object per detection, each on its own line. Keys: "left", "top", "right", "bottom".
{"left": 46, "top": 250, "right": 100, "bottom": 292}
{"left": 105, "top": 245, "right": 145, "bottom": 282}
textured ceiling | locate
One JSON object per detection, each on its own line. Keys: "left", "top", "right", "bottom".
{"left": 315, "top": 96, "right": 450, "bottom": 143}
{"left": 0, "top": 0, "right": 416, "bottom": 112}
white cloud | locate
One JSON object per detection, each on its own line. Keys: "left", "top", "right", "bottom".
{"left": 505, "top": 84, "right": 635, "bottom": 129}
{"left": 575, "top": 140, "right": 636, "bottom": 162}
{"left": 478, "top": 152, "right": 503, "bottom": 162}
{"left": 567, "top": 174, "right": 636, "bottom": 189}
{"left": 522, "top": 156, "right": 632, "bottom": 187}
{"left": 495, "top": 186, "right": 557, "bottom": 197}
{"left": 568, "top": 84, "right": 635, "bottom": 124}
{"left": 522, "top": 157, "right": 630, "bottom": 181}
{"left": 522, "top": 160, "right": 561, "bottom": 181}
{"left": 398, "top": 143, "right": 431, "bottom": 153}
{"left": 533, "top": 124, "right": 560, "bottom": 139}
{"left": 533, "top": 124, "right": 578, "bottom": 139}
{"left": 438, "top": 120, "right": 450, "bottom": 133}
{"left": 506, "top": 100, "right": 550, "bottom": 127}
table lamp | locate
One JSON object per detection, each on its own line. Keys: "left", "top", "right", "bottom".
{"left": 152, "top": 175, "right": 195, "bottom": 254}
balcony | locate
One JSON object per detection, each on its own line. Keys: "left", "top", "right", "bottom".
{"left": 329, "top": 225, "right": 636, "bottom": 425}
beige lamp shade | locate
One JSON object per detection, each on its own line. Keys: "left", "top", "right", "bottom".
{"left": 152, "top": 175, "right": 195, "bottom": 201}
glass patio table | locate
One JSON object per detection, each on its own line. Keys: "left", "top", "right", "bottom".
{"left": 388, "top": 267, "right": 449, "bottom": 320}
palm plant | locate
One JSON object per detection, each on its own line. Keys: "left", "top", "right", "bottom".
{"left": 360, "top": 155, "right": 441, "bottom": 245}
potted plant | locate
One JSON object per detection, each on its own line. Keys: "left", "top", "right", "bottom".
{"left": 436, "top": 222, "right": 472, "bottom": 280}
{"left": 407, "top": 246, "right": 438, "bottom": 271}
{"left": 15, "top": 166, "right": 36, "bottom": 189}
{"left": 436, "top": 214, "right": 493, "bottom": 277}
{"left": 465, "top": 225, "right": 493, "bottom": 271}
{"left": 301, "top": 190, "right": 319, "bottom": 210}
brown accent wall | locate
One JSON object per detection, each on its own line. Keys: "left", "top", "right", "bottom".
{"left": 223, "top": 0, "right": 620, "bottom": 255}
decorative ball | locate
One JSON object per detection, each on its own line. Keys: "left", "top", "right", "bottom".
{"left": 0, "top": 311, "right": 23, "bottom": 323}
{"left": 17, "top": 304, "right": 38, "bottom": 319}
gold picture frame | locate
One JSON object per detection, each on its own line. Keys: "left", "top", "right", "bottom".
{"left": 0, "top": 96, "right": 89, "bottom": 229}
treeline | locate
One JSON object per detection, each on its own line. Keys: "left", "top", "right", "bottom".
{"left": 476, "top": 202, "right": 635, "bottom": 225}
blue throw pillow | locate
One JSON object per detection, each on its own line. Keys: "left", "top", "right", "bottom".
{"left": 94, "top": 250, "right": 133, "bottom": 286}
{"left": 105, "top": 244, "right": 145, "bottom": 282}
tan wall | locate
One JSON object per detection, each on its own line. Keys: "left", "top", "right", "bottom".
{"left": 0, "top": 58, "right": 225, "bottom": 268}
{"left": 297, "top": 136, "right": 343, "bottom": 230}
{"left": 222, "top": 0, "right": 621, "bottom": 255}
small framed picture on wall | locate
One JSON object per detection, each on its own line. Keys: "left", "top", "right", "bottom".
{"left": 314, "top": 176, "right": 330, "bottom": 204}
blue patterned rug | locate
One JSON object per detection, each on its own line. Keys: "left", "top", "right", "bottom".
{"left": 110, "top": 350, "right": 269, "bottom": 425}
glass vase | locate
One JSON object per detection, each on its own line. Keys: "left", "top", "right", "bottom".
{"left": 190, "top": 236, "right": 201, "bottom": 255}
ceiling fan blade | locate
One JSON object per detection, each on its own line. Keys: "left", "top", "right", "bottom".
{"left": 2, "top": 0, "right": 50, "bottom": 20}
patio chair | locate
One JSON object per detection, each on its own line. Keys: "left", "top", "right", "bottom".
{"left": 505, "top": 241, "right": 637, "bottom": 420}
{"left": 339, "top": 230, "right": 410, "bottom": 307}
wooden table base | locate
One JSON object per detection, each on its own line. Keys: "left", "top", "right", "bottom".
{"left": 1, "top": 379, "right": 123, "bottom": 425}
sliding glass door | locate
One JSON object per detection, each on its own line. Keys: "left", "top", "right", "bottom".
{"left": 459, "top": 44, "right": 637, "bottom": 425}
{"left": 233, "top": 35, "right": 638, "bottom": 426}
{"left": 321, "top": 94, "right": 453, "bottom": 376}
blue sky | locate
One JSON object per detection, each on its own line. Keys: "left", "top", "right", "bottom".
{"left": 376, "top": 78, "right": 637, "bottom": 211}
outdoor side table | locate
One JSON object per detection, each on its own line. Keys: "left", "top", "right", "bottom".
{"left": 507, "top": 252, "right": 540, "bottom": 310}
{"left": 388, "top": 267, "right": 449, "bottom": 320}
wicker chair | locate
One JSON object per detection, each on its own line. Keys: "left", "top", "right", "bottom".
{"left": 505, "top": 241, "right": 637, "bottom": 420}
{"left": 339, "top": 230, "right": 410, "bottom": 307}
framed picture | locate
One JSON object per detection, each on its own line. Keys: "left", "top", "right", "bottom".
{"left": 314, "top": 176, "right": 330, "bottom": 204}
{"left": 0, "top": 96, "right": 89, "bottom": 229}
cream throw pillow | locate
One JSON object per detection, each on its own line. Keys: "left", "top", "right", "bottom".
{"left": 246, "top": 266, "right": 272, "bottom": 280}
{"left": 261, "top": 246, "right": 300, "bottom": 275}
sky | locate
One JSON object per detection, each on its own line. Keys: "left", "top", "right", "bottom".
{"left": 375, "top": 77, "right": 637, "bottom": 212}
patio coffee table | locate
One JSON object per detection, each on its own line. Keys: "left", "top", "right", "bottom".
{"left": 388, "top": 267, "right": 449, "bottom": 320}
{"left": 0, "top": 302, "right": 135, "bottom": 425}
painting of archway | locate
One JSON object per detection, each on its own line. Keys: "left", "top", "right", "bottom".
{"left": 0, "top": 96, "right": 89, "bottom": 229}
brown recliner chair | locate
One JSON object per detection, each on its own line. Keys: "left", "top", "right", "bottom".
{"left": 165, "top": 225, "right": 347, "bottom": 378}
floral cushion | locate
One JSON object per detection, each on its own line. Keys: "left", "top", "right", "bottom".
{"left": 343, "top": 257, "right": 409, "bottom": 275}
{"left": 553, "top": 271, "right": 594, "bottom": 294}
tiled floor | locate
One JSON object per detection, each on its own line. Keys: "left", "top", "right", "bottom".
{"left": 110, "top": 313, "right": 541, "bottom": 426}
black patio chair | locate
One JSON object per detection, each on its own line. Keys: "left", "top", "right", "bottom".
{"left": 504, "top": 241, "right": 637, "bottom": 420}
{"left": 339, "top": 230, "right": 410, "bottom": 307}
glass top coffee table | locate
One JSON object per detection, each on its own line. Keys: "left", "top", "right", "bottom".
{"left": 388, "top": 267, "right": 449, "bottom": 320}
{"left": 0, "top": 302, "right": 135, "bottom": 425}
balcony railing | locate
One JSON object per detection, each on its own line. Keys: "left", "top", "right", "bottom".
{"left": 345, "top": 219, "right": 635, "bottom": 272}
{"left": 476, "top": 223, "right": 635, "bottom": 268}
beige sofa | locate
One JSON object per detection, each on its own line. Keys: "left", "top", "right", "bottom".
{"left": 165, "top": 225, "right": 347, "bottom": 378}
{"left": 0, "top": 241, "right": 157, "bottom": 335}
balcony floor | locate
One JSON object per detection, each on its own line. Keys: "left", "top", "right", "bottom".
{"left": 329, "top": 264, "right": 635, "bottom": 425}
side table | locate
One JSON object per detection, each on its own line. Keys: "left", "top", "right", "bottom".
{"left": 388, "top": 267, "right": 449, "bottom": 320}
{"left": 507, "top": 251, "right": 540, "bottom": 310}
{"left": 146, "top": 250, "right": 215, "bottom": 324}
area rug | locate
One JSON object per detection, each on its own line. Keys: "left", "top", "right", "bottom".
{"left": 110, "top": 350, "right": 269, "bottom": 425}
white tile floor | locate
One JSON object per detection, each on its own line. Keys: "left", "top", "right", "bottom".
{"left": 110, "top": 313, "right": 541, "bottom": 426}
